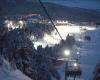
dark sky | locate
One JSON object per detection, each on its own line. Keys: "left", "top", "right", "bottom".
{"left": 43, "top": 0, "right": 100, "bottom": 10}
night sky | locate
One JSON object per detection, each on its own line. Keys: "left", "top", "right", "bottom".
{"left": 43, "top": 0, "right": 100, "bottom": 10}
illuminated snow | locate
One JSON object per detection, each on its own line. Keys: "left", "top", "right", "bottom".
{"left": 43, "top": 33, "right": 60, "bottom": 44}
{"left": 32, "top": 24, "right": 97, "bottom": 49}
{"left": 0, "top": 58, "right": 32, "bottom": 80}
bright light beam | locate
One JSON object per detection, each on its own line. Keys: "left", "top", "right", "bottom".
{"left": 73, "top": 63, "right": 78, "bottom": 67}
{"left": 77, "top": 52, "right": 80, "bottom": 55}
{"left": 64, "top": 49, "right": 70, "bottom": 56}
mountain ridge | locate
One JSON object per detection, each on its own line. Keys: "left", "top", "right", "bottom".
{"left": 0, "top": 1, "right": 100, "bottom": 22}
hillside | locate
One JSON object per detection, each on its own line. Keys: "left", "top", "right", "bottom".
{"left": 0, "top": 0, "right": 100, "bottom": 22}
{"left": 0, "top": 57, "right": 32, "bottom": 80}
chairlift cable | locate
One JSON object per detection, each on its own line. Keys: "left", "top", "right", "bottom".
{"left": 38, "top": 0, "right": 63, "bottom": 40}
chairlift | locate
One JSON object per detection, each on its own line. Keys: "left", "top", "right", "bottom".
{"left": 65, "top": 60, "right": 82, "bottom": 80}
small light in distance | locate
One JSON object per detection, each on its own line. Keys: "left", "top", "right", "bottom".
{"left": 77, "top": 52, "right": 80, "bottom": 55}
{"left": 19, "top": 20, "right": 23, "bottom": 24}
{"left": 64, "top": 49, "right": 70, "bottom": 56}
{"left": 73, "top": 63, "right": 78, "bottom": 67}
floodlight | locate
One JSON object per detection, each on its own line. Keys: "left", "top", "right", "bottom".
{"left": 64, "top": 50, "right": 70, "bottom": 56}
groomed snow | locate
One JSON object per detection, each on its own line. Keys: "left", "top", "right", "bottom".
{"left": 0, "top": 58, "right": 32, "bottom": 80}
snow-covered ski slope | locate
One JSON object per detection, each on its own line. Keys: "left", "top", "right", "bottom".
{"left": 0, "top": 58, "right": 32, "bottom": 80}
{"left": 79, "top": 27, "right": 100, "bottom": 80}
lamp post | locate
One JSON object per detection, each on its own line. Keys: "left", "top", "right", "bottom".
{"left": 64, "top": 49, "right": 71, "bottom": 80}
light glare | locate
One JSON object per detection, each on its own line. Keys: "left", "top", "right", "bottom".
{"left": 64, "top": 50, "right": 70, "bottom": 56}
{"left": 77, "top": 52, "right": 80, "bottom": 55}
{"left": 73, "top": 63, "right": 78, "bottom": 67}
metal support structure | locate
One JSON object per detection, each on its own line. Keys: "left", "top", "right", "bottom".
{"left": 65, "top": 59, "right": 82, "bottom": 80}
{"left": 65, "top": 61, "right": 68, "bottom": 80}
{"left": 74, "top": 76, "right": 76, "bottom": 80}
